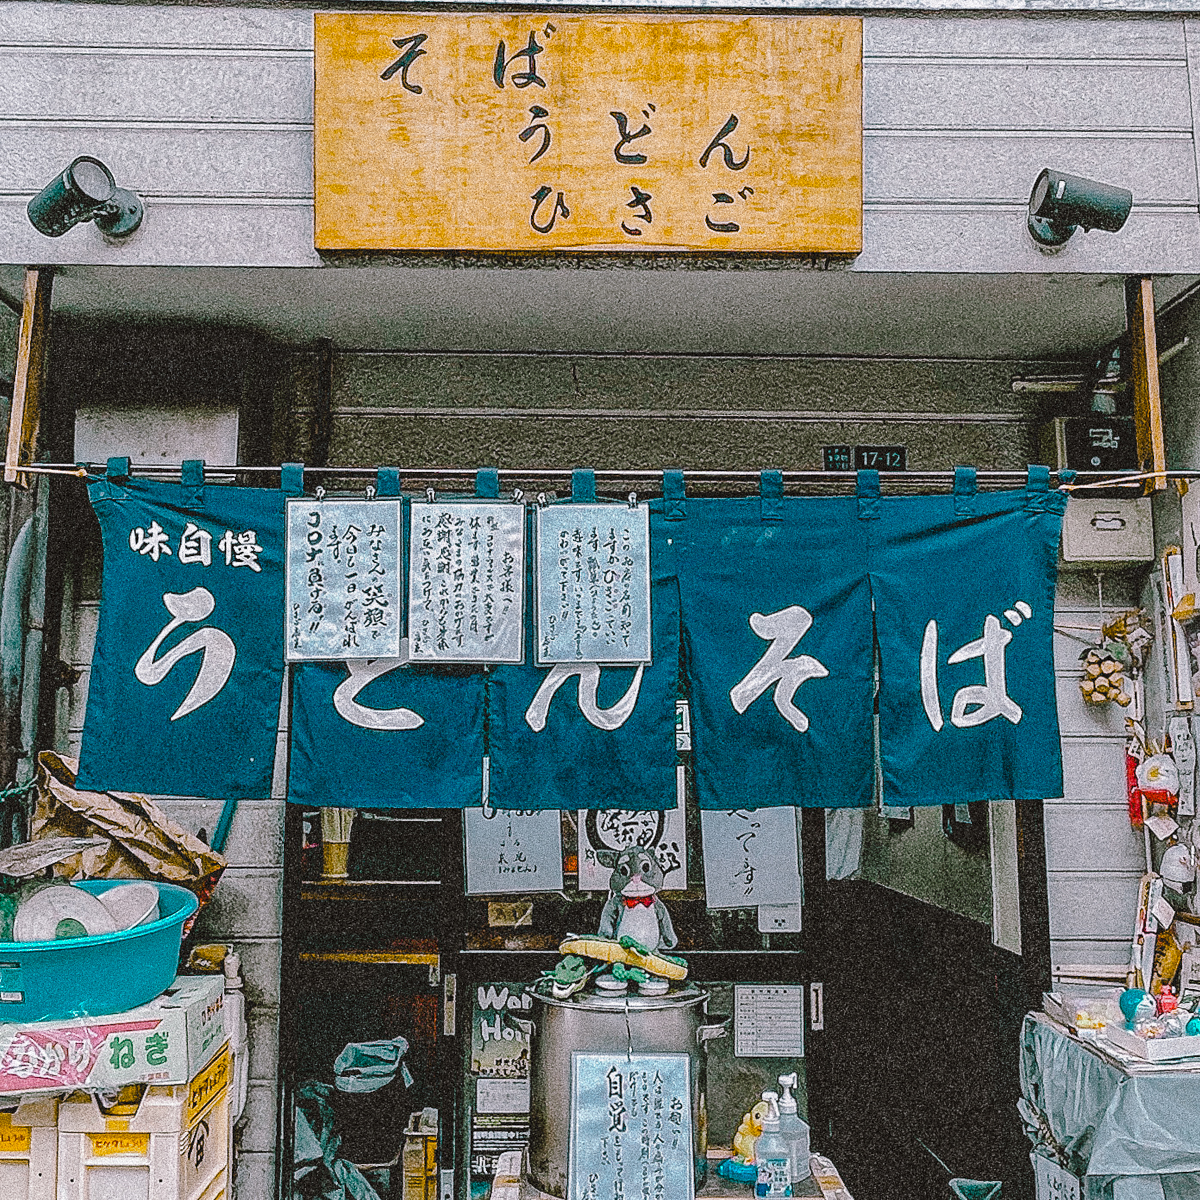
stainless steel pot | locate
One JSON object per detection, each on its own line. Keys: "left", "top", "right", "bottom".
{"left": 527, "top": 983, "right": 727, "bottom": 1198}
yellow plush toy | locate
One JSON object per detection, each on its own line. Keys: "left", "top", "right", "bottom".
{"left": 732, "top": 1100, "right": 771, "bottom": 1162}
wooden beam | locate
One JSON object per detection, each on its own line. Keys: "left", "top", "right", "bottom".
{"left": 4, "top": 268, "right": 53, "bottom": 488}
{"left": 1126, "top": 275, "right": 1166, "bottom": 493}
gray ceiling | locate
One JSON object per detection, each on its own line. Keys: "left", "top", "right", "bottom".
{"left": 2, "top": 264, "right": 1194, "bottom": 360}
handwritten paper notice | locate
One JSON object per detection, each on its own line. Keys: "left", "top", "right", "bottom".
{"left": 700, "top": 808, "right": 801, "bottom": 909}
{"left": 286, "top": 499, "right": 401, "bottom": 660}
{"left": 464, "top": 805, "right": 564, "bottom": 895}
{"left": 408, "top": 502, "right": 525, "bottom": 663}
{"left": 578, "top": 767, "right": 687, "bottom": 892}
{"left": 536, "top": 505, "right": 651, "bottom": 664}
{"left": 569, "top": 1053, "right": 693, "bottom": 1200}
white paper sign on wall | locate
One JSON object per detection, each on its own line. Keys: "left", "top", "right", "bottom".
{"left": 700, "top": 807, "right": 802, "bottom": 910}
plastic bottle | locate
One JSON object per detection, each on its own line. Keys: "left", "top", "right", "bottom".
{"left": 754, "top": 1092, "right": 791, "bottom": 1198}
{"left": 777, "top": 1073, "right": 810, "bottom": 1184}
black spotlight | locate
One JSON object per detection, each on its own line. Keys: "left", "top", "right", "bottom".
{"left": 1027, "top": 169, "right": 1132, "bottom": 248}
{"left": 27, "top": 156, "right": 143, "bottom": 239}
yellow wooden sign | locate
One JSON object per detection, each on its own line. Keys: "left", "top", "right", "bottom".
{"left": 314, "top": 13, "right": 862, "bottom": 253}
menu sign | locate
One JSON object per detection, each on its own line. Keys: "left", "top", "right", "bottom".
{"left": 408, "top": 502, "right": 525, "bottom": 663}
{"left": 315, "top": 14, "right": 863, "bottom": 253}
{"left": 285, "top": 499, "right": 401, "bottom": 660}
{"left": 535, "top": 505, "right": 651, "bottom": 664}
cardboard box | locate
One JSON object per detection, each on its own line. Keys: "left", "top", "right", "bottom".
{"left": 1103, "top": 1023, "right": 1200, "bottom": 1061}
{"left": 0, "top": 975, "right": 224, "bottom": 1095}
{"left": 1032, "top": 1152, "right": 1081, "bottom": 1200}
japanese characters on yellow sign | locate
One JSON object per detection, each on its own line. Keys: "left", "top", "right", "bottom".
{"left": 314, "top": 14, "right": 862, "bottom": 253}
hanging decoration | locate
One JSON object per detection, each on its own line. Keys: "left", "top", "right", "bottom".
{"left": 873, "top": 467, "right": 1069, "bottom": 807}
{"left": 74, "top": 462, "right": 1069, "bottom": 813}
{"left": 76, "top": 461, "right": 285, "bottom": 800}
{"left": 487, "top": 481, "right": 678, "bottom": 812}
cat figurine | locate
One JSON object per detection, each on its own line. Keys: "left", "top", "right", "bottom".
{"left": 596, "top": 845, "right": 678, "bottom": 952}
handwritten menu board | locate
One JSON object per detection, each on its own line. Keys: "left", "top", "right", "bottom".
{"left": 315, "top": 14, "right": 862, "bottom": 254}
{"left": 464, "top": 805, "right": 564, "bottom": 895}
{"left": 409, "top": 502, "right": 525, "bottom": 663}
{"left": 699, "top": 808, "right": 801, "bottom": 910}
{"left": 570, "top": 1054, "right": 693, "bottom": 1200}
{"left": 286, "top": 499, "right": 401, "bottom": 660}
{"left": 536, "top": 505, "right": 651, "bottom": 664}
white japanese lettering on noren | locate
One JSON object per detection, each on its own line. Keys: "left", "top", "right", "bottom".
{"left": 729, "top": 605, "right": 828, "bottom": 733}
{"left": 134, "top": 588, "right": 236, "bottom": 721}
{"left": 331, "top": 644, "right": 424, "bottom": 730}
{"left": 525, "top": 662, "right": 644, "bottom": 732}
{"left": 921, "top": 608, "right": 1026, "bottom": 731}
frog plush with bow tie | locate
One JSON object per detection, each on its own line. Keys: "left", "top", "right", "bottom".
{"left": 596, "top": 845, "right": 678, "bottom": 952}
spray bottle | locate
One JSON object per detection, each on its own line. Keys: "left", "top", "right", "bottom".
{"left": 754, "top": 1092, "right": 791, "bottom": 1198}
{"left": 776, "top": 1073, "right": 810, "bottom": 1184}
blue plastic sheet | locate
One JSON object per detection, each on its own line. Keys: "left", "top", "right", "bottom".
{"left": 1020, "top": 1015, "right": 1200, "bottom": 1198}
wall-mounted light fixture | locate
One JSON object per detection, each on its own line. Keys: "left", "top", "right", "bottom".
{"left": 1027, "top": 169, "right": 1132, "bottom": 249}
{"left": 26, "top": 156, "right": 143, "bottom": 239}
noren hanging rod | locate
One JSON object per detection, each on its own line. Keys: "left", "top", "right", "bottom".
{"left": 12, "top": 464, "right": 1194, "bottom": 491}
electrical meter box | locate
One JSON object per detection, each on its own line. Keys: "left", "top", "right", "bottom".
{"left": 1060, "top": 496, "right": 1154, "bottom": 568}
{"left": 1041, "top": 416, "right": 1139, "bottom": 474}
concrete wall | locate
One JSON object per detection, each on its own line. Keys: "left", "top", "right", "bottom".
{"left": 0, "top": 4, "right": 1198, "bottom": 273}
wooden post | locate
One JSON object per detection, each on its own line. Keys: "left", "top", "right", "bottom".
{"left": 1126, "top": 275, "right": 1166, "bottom": 493}
{"left": 4, "top": 268, "right": 53, "bottom": 488}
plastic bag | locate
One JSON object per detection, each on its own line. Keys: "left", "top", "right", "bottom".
{"left": 334, "top": 1037, "right": 414, "bottom": 1094}
{"left": 31, "top": 752, "right": 225, "bottom": 918}
{"left": 294, "top": 1081, "right": 383, "bottom": 1200}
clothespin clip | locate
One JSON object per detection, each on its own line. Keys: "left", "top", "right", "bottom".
{"left": 365, "top": 484, "right": 377, "bottom": 502}
{"left": 512, "top": 488, "right": 525, "bottom": 505}
{"left": 627, "top": 491, "right": 638, "bottom": 508}
{"left": 536, "top": 492, "right": 549, "bottom": 508}
{"left": 425, "top": 486, "right": 436, "bottom": 503}
{"left": 314, "top": 486, "right": 326, "bottom": 502}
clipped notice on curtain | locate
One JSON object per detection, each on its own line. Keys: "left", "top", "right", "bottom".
{"left": 408, "top": 501, "right": 525, "bottom": 663}
{"left": 285, "top": 498, "right": 402, "bottom": 660}
{"left": 77, "top": 474, "right": 285, "bottom": 800}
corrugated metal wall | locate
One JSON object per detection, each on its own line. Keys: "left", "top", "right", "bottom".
{"left": 0, "top": 5, "right": 1198, "bottom": 271}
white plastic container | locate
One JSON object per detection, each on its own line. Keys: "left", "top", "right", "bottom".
{"left": 57, "top": 1041, "right": 232, "bottom": 1200}
{"left": 0, "top": 1095, "right": 58, "bottom": 1200}
{"left": 776, "top": 1073, "right": 810, "bottom": 1184}
{"left": 754, "top": 1093, "right": 791, "bottom": 1198}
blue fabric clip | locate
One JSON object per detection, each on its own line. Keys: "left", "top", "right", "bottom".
{"left": 857, "top": 469, "right": 881, "bottom": 520}
{"left": 281, "top": 462, "right": 305, "bottom": 497}
{"left": 476, "top": 468, "right": 501, "bottom": 499}
{"left": 1024, "top": 464, "right": 1053, "bottom": 511}
{"left": 181, "top": 459, "right": 205, "bottom": 510}
{"left": 760, "top": 469, "right": 783, "bottom": 521}
{"left": 375, "top": 467, "right": 401, "bottom": 497}
{"left": 662, "top": 470, "right": 687, "bottom": 520}
{"left": 572, "top": 469, "right": 596, "bottom": 503}
{"left": 952, "top": 466, "right": 977, "bottom": 517}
